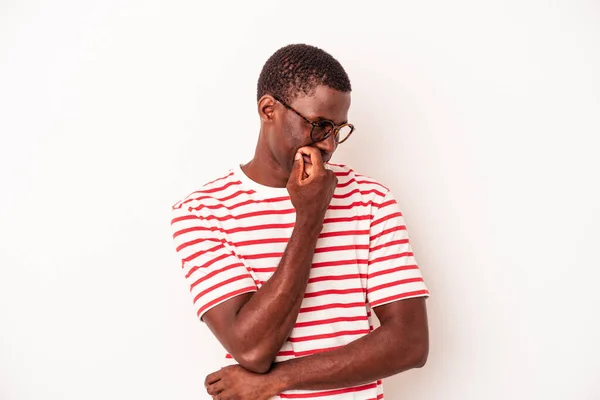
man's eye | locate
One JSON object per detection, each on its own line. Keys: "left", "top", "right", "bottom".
{"left": 318, "top": 121, "right": 334, "bottom": 129}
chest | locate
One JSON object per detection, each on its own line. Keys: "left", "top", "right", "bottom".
{"left": 215, "top": 193, "right": 373, "bottom": 290}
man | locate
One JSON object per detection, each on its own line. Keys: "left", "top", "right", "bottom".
{"left": 170, "top": 43, "right": 429, "bottom": 400}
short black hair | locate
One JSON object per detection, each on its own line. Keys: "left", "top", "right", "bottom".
{"left": 257, "top": 43, "right": 351, "bottom": 104}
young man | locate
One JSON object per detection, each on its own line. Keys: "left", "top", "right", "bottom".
{"left": 170, "top": 44, "right": 430, "bottom": 400}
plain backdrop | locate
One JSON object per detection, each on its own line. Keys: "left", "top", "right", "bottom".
{"left": 1, "top": 1, "right": 599, "bottom": 399}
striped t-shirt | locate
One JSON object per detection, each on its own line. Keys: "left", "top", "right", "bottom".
{"left": 170, "top": 162, "right": 429, "bottom": 399}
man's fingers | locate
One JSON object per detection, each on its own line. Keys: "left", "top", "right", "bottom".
{"left": 206, "top": 380, "right": 226, "bottom": 396}
{"left": 297, "top": 147, "right": 325, "bottom": 173}
{"left": 204, "top": 371, "right": 221, "bottom": 387}
{"left": 292, "top": 151, "right": 305, "bottom": 182}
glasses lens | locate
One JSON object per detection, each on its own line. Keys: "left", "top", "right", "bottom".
{"left": 336, "top": 125, "right": 353, "bottom": 143}
{"left": 311, "top": 121, "right": 335, "bottom": 141}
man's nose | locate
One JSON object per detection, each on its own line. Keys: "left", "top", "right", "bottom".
{"left": 315, "top": 132, "right": 337, "bottom": 154}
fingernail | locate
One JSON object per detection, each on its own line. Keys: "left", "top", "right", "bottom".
{"left": 295, "top": 153, "right": 301, "bottom": 160}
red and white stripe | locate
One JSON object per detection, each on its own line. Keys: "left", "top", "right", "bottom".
{"left": 171, "top": 163, "right": 429, "bottom": 399}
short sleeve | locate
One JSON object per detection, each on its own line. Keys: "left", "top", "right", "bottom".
{"left": 367, "top": 190, "right": 429, "bottom": 308}
{"left": 170, "top": 203, "right": 258, "bottom": 321}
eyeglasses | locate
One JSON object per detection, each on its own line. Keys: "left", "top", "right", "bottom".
{"left": 273, "top": 96, "right": 355, "bottom": 144}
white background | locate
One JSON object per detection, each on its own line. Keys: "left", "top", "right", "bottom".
{"left": 1, "top": 1, "right": 599, "bottom": 399}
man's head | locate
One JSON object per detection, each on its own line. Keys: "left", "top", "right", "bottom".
{"left": 255, "top": 44, "right": 352, "bottom": 176}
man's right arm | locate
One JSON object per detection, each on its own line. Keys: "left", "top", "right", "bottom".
{"left": 203, "top": 149, "right": 337, "bottom": 373}
{"left": 172, "top": 148, "right": 337, "bottom": 374}
{"left": 203, "top": 214, "right": 323, "bottom": 373}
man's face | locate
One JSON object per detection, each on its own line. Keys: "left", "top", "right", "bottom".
{"left": 272, "top": 85, "right": 351, "bottom": 175}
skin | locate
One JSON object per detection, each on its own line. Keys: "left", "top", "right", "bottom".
{"left": 202, "top": 85, "right": 429, "bottom": 399}
{"left": 242, "top": 85, "right": 350, "bottom": 186}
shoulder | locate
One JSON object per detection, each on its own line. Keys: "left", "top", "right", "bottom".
{"left": 171, "top": 168, "right": 241, "bottom": 214}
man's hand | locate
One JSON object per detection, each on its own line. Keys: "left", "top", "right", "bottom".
{"left": 286, "top": 146, "right": 337, "bottom": 221}
{"left": 205, "top": 365, "right": 282, "bottom": 400}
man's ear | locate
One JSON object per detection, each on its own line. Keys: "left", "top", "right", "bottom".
{"left": 258, "top": 95, "right": 277, "bottom": 123}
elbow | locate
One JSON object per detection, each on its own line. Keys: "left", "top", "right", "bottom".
{"left": 411, "top": 340, "right": 429, "bottom": 369}
{"left": 235, "top": 348, "right": 274, "bottom": 374}
{"left": 239, "top": 358, "right": 271, "bottom": 374}
{"left": 393, "top": 334, "right": 428, "bottom": 370}
{"left": 413, "top": 346, "right": 429, "bottom": 368}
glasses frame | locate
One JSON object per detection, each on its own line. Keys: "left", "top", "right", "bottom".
{"left": 272, "top": 95, "right": 355, "bottom": 144}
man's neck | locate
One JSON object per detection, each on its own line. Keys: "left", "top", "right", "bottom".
{"left": 241, "top": 152, "right": 289, "bottom": 189}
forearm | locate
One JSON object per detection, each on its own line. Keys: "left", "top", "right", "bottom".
{"left": 233, "top": 216, "right": 322, "bottom": 368}
{"left": 270, "top": 321, "right": 428, "bottom": 392}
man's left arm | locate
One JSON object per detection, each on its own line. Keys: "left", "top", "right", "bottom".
{"left": 205, "top": 298, "right": 427, "bottom": 398}
{"left": 270, "top": 296, "right": 428, "bottom": 392}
